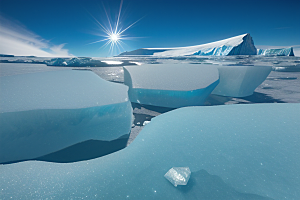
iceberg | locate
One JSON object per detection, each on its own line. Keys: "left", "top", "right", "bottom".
{"left": 0, "top": 103, "right": 299, "bottom": 199}
{"left": 164, "top": 167, "right": 191, "bottom": 187}
{"left": 119, "top": 33, "right": 257, "bottom": 56}
{"left": 46, "top": 57, "right": 134, "bottom": 67}
{"left": 0, "top": 70, "right": 132, "bottom": 164}
{"left": 123, "top": 64, "right": 219, "bottom": 108}
{"left": 212, "top": 65, "right": 272, "bottom": 97}
{"left": 257, "top": 47, "right": 294, "bottom": 56}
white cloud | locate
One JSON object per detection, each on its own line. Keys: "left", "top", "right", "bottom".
{"left": 50, "top": 44, "right": 72, "bottom": 57}
{"left": 0, "top": 15, "right": 73, "bottom": 57}
{"left": 256, "top": 45, "right": 300, "bottom": 57}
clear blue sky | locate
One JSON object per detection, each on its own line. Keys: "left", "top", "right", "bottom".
{"left": 0, "top": 0, "right": 299, "bottom": 57}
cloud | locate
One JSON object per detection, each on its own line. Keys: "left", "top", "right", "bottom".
{"left": 50, "top": 44, "right": 72, "bottom": 57}
{"left": 0, "top": 15, "right": 73, "bottom": 57}
{"left": 256, "top": 45, "right": 300, "bottom": 57}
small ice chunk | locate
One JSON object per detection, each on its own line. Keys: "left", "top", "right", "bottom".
{"left": 143, "top": 121, "right": 151, "bottom": 126}
{"left": 164, "top": 167, "right": 191, "bottom": 187}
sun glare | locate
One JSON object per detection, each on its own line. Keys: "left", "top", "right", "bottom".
{"left": 110, "top": 33, "right": 119, "bottom": 42}
{"left": 88, "top": 0, "right": 142, "bottom": 55}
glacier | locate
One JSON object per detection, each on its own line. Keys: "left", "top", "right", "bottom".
{"left": 123, "top": 64, "right": 219, "bottom": 108}
{"left": 119, "top": 33, "right": 257, "bottom": 56}
{"left": 257, "top": 47, "right": 294, "bottom": 56}
{"left": 0, "top": 70, "right": 132, "bottom": 164}
{"left": 0, "top": 103, "right": 299, "bottom": 199}
{"left": 212, "top": 65, "right": 272, "bottom": 97}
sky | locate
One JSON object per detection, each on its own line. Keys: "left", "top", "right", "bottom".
{"left": 0, "top": 0, "right": 299, "bottom": 57}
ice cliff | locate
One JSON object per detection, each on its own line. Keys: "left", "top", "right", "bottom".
{"left": 119, "top": 33, "right": 257, "bottom": 56}
{"left": 257, "top": 47, "right": 294, "bottom": 56}
{"left": 0, "top": 69, "right": 132, "bottom": 164}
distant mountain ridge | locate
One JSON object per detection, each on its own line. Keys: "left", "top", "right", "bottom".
{"left": 119, "top": 33, "right": 294, "bottom": 57}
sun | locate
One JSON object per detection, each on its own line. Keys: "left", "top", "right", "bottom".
{"left": 109, "top": 33, "right": 120, "bottom": 42}
{"left": 88, "top": 0, "right": 142, "bottom": 55}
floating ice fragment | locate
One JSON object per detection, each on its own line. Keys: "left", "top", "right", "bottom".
{"left": 212, "top": 65, "right": 272, "bottom": 97}
{"left": 164, "top": 167, "right": 191, "bottom": 187}
{"left": 124, "top": 64, "right": 219, "bottom": 108}
{"left": 0, "top": 70, "right": 132, "bottom": 163}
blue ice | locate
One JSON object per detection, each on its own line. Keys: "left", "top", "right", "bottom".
{"left": 0, "top": 103, "right": 299, "bottom": 199}
{"left": 212, "top": 65, "right": 272, "bottom": 97}
{"left": 124, "top": 64, "right": 219, "bottom": 108}
{"left": 0, "top": 70, "right": 132, "bottom": 163}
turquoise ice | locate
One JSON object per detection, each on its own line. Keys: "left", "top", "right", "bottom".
{"left": 257, "top": 47, "right": 294, "bottom": 56}
{"left": 0, "top": 70, "right": 132, "bottom": 163}
{"left": 212, "top": 65, "right": 272, "bottom": 97}
{"left": 124, "top": 64, "right": 219, "bottom": 108}
{"left": 0, "top": 103, "right": 299, "bottom": 199}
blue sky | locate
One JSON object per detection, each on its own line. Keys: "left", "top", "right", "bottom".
{"left": 0, "top": 0, "right": 299, "bottom": 57}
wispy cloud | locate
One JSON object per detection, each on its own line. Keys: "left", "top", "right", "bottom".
{"left": 0, "top": 15, "right": 73, "bottom": 57}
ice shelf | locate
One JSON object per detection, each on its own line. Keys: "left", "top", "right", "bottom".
{"left": 0, "top": 103, "right": 299, "bottom": 199}
{"left": 212, "top": 65, "right": 272, "bottom": 97}
{"left": 123, "top": 64, "right": 219, "bottom": 108}
{"left": 120, "top": 33, "right": 257, "bottom": 56}
{"left": 257, "top": 47, "right": 294, "bottom": 56}
{"left": 0, "top": 70, "right": 132, "bottom": 163}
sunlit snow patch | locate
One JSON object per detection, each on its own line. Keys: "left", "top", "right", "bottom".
{"left": 124, "top": 64, "right": 219, "bottom": 108}
{"left": 0, "top": 70, "right": 132, "bottom": 163}
{"left": 102, "top": 60, "right": 123, "bottom": 65}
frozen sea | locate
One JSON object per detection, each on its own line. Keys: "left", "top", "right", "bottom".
{"left": 1, "top": 55, "right": 300, "bottom": 144}
{"left": 0, "top": 55, "right": 300, "bottom": 199}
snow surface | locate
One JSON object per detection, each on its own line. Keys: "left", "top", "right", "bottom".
{"left": 0, "top": 104, "right": 299, "bottom": 199}
{"left": 0, "top": 70, "right": 129, "bottom": 112}
{"left": 120, "top": 33, "right": 257, "bottom": 56}
{"left": 212, "top": 65, "right": 272, "bottom": 97}
{"left": 0, "top": 70, "right": 132, "bottom": 163}
{"left": 124, "top": 64, "right": 219, "bottom": 107}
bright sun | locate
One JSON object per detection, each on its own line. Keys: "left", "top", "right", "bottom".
{"left": 109, "top": 33, "right": 119, "bottom": 42}
{"left": 88, "top": 0, "right": 141, "bottom": 55}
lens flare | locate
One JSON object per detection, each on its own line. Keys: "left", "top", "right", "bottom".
{"left": 110, "top": 33, "right": 119, "bottom": 42}
{"left": 88, "top": 0, "right": 142, "bottom": 55}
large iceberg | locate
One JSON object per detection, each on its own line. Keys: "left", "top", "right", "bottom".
{"left": 120, "top": 33, "right": 257, "bottom": 56}
{"left": 0, "top": 70, "right": 132, "bottom": 164}
{"left": 257, "top": 47, "right": 294, "bottom": 56}
{"left": 0, "top": 103, "right": 299, "bottom": 199}
{"left": 212, "top": 65, "right": 272, "bottom": 97}
{"left": 124, "top": 64, "right": 219, "bottom": 108}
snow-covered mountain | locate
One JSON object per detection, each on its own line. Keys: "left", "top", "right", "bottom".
{"left": 120, "top": 33, "right": 257, "bottom": 56}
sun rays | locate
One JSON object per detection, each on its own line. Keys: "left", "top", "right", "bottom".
{"left": 88, "top": 0, "right": 142, "bottom": 56}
